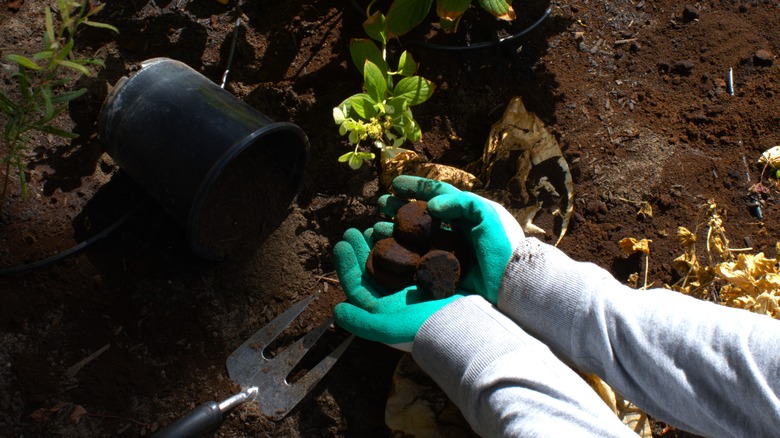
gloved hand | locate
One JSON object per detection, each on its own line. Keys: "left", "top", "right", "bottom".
{"left": 333, "top": 227, "right": 466, "bottom": 351}
{"left": 333, "top": 176, "right": 524, "bottom": 350}
{"left": 379, "top": 175, "right": 525, "bottom": 304}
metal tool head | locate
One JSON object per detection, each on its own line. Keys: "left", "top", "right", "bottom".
{"left": 226, "top": 293, "right": 354, "bottom": 420}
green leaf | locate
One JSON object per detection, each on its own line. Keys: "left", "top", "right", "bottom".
{"left": 83, "top": 20, "right": 119, "bottom": 33}
{"left": 363, "top": 61, "right": 387, "bottom": 103}
{"left": 4, "top": 119, "right": 18, "bottom": 142}
{"left": 58, "top": 60, "right": 90, "bottom": 76}
{"left": 385, "top": 97, "right": 408, "bottom": 116}
{"left": 6, "top": 54, "right": 42, "bottom": 71}
{"left": 362, "top": 10, "right": 386, "bottom": 44}
{"left": 349, "top": 153, "right": 364, "bottom": 169}
{"left": 41, "top": 86, "right": 54, "bottom": 120}
{"left": 393, "top": 76, "right": 435, "bottom": 105}
{"left": 38, "top": 106, "right": 66, "bottom": 125}
{"left": 57, "top": 0, "right": 68, "bottom": 17}
{"left": 338, "top": 151, "right": 355, "bottom": 163}
{"left": 33, "top": 51, "right": 54, "bottom": 61}
{"left": 408, "top": 120, "right": 422, "bottom": 142}
{"left": 88, "top": 2, "right": 107, "bottom": 16}
{"left": 44, "top": 7, "right": 56, "bottom": 49}
{"left": 476, "top": 0, "right": 516, "bottom": 20}
{"left": 19, "top": 170, "right": 28, "bottom": 200}
{"left": 80, "top": 58, "right": 106, "bottom": 68}
{"left": 0, "top": 92, "right": 15, "bottom": 114}
{"left": 437, "top": 0, "right": 470, "bottom": 21}
{"left": 51, "top": 87, "right": 87, "bottom": 104}
{"left": 348, "top": 151, "right": 376, "bottom": 169}
{"left": 349, "top": 39, "right": 387, "bottom": 76}
{"left": 396, "top": 51, "right": 418, "bottom": 77}
{"left": 387, "top": 0, "right": 433, "bottom": 37}
{"left": 55, "top": 39, "right": 75, "bottom": 62}
{"left": 333, "top": 106, "right": 346, "bottom": 125}
{"left": 347, "top": 93, "right": 377, "bottom": 119}
{"left": 439, "top": 16, "right": 462, "bottom": 33}
{"left": 33, "top": 124, "right": 78, "bottom": 139}
{"left": 339, "top": 151, "right": 367, "bottom": 169}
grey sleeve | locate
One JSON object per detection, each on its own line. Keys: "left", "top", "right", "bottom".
{"left": 498, "top": 238, "right": 780, "bottom": 437}
{"left": 412, "top": 295, "right": 637, "bottom": 438}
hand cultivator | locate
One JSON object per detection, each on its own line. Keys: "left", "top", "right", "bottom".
{"left": 154, "top": 294, "right": 353, "bottom": 437}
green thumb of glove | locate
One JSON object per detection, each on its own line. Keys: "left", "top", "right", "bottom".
{"left": 425, "top": 191, "right": 525, "bottom": 304}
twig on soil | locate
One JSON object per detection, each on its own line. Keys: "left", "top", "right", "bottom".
{"left": 65, "top": 343, "right": 111, "bottom": 379}
{"left": 315, "top": 274, "right": 340, "bottom": 285}
{"left": 613, "top": 38, "right": 637, "bottom": 46}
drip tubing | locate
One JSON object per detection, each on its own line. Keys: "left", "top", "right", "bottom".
{"left": 347, "top": 0, "right": 552, "bottom": 51}
{"left": 0, "top": 200, "right": 145, "bottom": 276}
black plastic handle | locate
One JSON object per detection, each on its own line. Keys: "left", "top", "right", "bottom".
{"left": 153, "top": 401, "right": 223, "bottom": 438}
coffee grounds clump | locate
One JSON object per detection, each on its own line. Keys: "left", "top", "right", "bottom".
{"left": 415, "top": 250, "right": 461, "bottom": 300}
{"left": 393, "top": 200, "right": 440, "bottom": 251}
{"left": 366, "top": 200, "right": 471, "bottom": 299}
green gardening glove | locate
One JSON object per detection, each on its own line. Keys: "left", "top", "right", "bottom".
{"left": 381, "top": 175, "right": 525, "bottom": 304}
{"left": 333, "top": 178, "right": 466, "bottom": 352}
{"left": 333, "top": 228, "right": 465, "bottom": 352}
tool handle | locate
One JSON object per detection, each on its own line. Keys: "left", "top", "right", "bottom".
{"left": 152, "top": 401, "right": 223, "bottom": 438}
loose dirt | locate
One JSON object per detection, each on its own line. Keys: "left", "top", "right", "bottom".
{"left": 1, "top": 0, "right": 779, "bottom": 436}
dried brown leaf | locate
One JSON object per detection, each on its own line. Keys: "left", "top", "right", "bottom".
{"left": 583, "top": 374, "right": 652, "bottom": 437}
{"left": 381, "top": 151, "right": 478, "bottom": 192}
{"left": 69, "top": 405, "right": 88, "bottom": 425}
{"left": 473, "top": 97, "right": 574, "bottom": 245}
{"left": 619, "top": 237, "right": 651, "bottom": 255}
{"left": 637, "top": 202, "right": 653, "bottom": 218}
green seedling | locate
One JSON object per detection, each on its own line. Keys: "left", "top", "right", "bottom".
{"left": 386, "top": 0, "right": 516, "bottom": 36}
{"left": 333, "top": 4, "right": 435, "bottom": 170}
{"left": 0, "top": 1, "right": 118, "bottom": 215}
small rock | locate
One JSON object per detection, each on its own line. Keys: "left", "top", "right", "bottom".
{"left": 655, "top": 194, "right": 674, "bottom": 210}
{"left": 671, "top": 60, "right": 695, "bottom": 75}
{"left": 682, "top": 5, "right": 700, "bottom": 22}
{"left": 754, "top": 49, "right": 774, "bottom": 67}
{"left": 586, "top": 200, "right": 608, "bottom": 215}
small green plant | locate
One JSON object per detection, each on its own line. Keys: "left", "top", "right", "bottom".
{"left": 386, "top": 0, "right": 516, "bottom": 36}
{"left": 333, "top": 3, "right": 435, "bottom": 170}
{"left": 0, "top": 1, "right": 117, "bottom": 215}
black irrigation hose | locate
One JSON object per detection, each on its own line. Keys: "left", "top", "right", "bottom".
{"left": 0, "top": 200, "right": 145, "bottom": 276}
{"left": 408, "top": 7, "right": 552, "bottom": 51}
{"left": 347, "top": 0, "right": 552, "bottom": 51}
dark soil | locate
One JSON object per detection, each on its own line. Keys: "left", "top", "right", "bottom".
{"left": 2, "top": 0, "right": 779, "bottom": 436}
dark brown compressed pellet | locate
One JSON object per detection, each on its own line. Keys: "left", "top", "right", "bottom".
{"left": 366, "top": 250, "right": 415, "bottom": 293}
{"left": 430, "top": 227, "right": 472, "bottom": 271}
{"left": 415, "top": 249, "right": 461, "bottom": 300}
{"left": 371, "top": 237, "right": 420, "bottom": 274}
{"left": 394, "top": 200, "right": 440, "bottom": 250}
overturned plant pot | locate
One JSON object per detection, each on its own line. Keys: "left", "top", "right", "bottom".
{"left": 98, "top": 57, "right": 309, "bottom": 260}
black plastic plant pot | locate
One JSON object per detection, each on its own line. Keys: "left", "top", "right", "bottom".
{"left": 98, "top": 58, "right": 309, "bottom": 260}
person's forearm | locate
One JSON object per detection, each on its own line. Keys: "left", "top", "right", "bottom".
{"left": 499, "top": 238, "right": 780, "bottom": 437}
{"left": 413, "top": 295, "right": 635, "bottom": 437}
